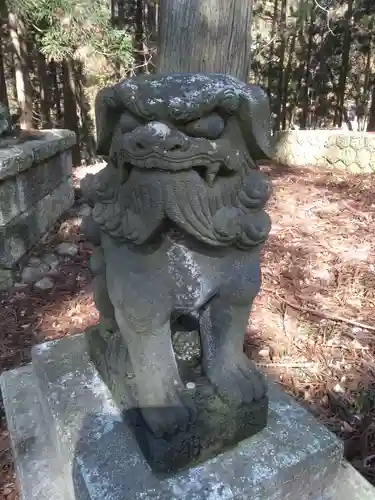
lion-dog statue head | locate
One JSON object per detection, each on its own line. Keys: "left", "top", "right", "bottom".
{"left": 89, "top": 73, "right": 273, "bottom": 249}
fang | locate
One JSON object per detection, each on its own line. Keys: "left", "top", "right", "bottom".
{"left": 204, "top": 163, "right": 220, "bottom": 186}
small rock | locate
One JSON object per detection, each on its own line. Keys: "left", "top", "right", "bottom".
{"left": 258, "top": 348, "right": 271, "bottom": 358}
{"left": 186, "top": 382, "right": 196, "bottom": 390}
{"left": 43, "top": 253, "right": 60, "bottom": 269}
{"left": 0, "top": 268, "right": 14, "bottom": 291}
{"left": 333, "top": 383, "right": 345, "bottom": 394}
{"left": 14, "top": 282, "right": 27, "bottom": 289}
{"left": 304, "top": 391, "right": 312, "bottom": 401}
{"left": 58, "top": 221, "right": 72, "bottom": 237}
{"left": 21, "top": 266, "right": 46, "bottom": 284}
{"left": 28, "top": 256, "right": 42, "bottom": 268}
{"left": 34, "top": 277, "right": 54, "bottom": 290}
{"left": 79, "top": 203, "right": 92, "bottom": 217}
{"left": 56, "top": 242, "right": 78, "bottom": 257}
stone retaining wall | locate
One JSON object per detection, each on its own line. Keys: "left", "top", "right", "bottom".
{"left": 274, "top": 130, "right": 375, "bottom": 172}
{"left": 0, "top": 130, "right": 76, "bottom": 290}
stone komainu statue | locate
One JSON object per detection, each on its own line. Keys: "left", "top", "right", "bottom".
{"left": 0, "top": 102, "right": 11, "bottom": 137}
{"left": 82, "top": 73, "right": 273, "bottom": 467}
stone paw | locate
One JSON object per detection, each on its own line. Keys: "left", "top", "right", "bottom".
{"left": 140, "top": 392, "right": 194, "bottom": 438}
{"left": 207, "top": 356, "right": 267, "bottom": 407}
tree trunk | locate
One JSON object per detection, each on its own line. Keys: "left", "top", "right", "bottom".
{"left": 74, "top": 61, "right": 96, "bottom": 161}
{"left": 358, "top": 47, "right": 371, "bottom": 131}
{"left": 334, "top": 0, "right": 353, "bottom": 128}
{"left": 49, "top": 60, "right": 62, "bottom": 126}
{"left": 158, "top": 0, "right": 253, "bottom": 81}
{"left": 274, "top": 0, "right": 287, "bottom": 131}
{"left": 266, "top": 0, "right": 279, "bottom": 100}
{"left": 117, "top": 0, "right": 126, "bottom": 27}
{"left": 367, "top": 84, "right": 375, "bottom": 132}
{"left": 301, "top": 8, "right": 314, "bottom": 129}
{"left": 133, "top": 0, "right": 146, "bottom": 73}
{"left": 0, "top": 3, "right": 9, "bottom": 109}
{"left": 0, "top": 36, "right": 8, "bottom": 109}
{"left": 145, "top": 0, "right": 157, "bottom": 72}
{"left": 7, "top": 10, "right": 33, "bottom": 130}
{"left": 36, "top": 52, "right": 52, "bottom": 128}
{"left": 281, "top": 32, "right": 296, "bottom": 129}
{"left": 61, "top": 58, "right": 81, "bottom": 165}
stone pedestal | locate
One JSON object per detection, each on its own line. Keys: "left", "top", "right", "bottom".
{"left": 0, "top": 130, "right": 76, "bottom": 290}
{"left": 86, "top": 326, "right": 268, "bottom": 474}
{"left": 2, "top": 334, "right": 369, "bottom": 500}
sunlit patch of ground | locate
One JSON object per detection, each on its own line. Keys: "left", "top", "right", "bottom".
{"left": 247, "top": 163, "right": 375, "bottom": 484}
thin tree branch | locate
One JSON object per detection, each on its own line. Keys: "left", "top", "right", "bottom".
{"left": 262, "top": 288, "right": 375, "bottom": 333}
{"left": 314, "top": 0, "right": 336, "bottom": 36}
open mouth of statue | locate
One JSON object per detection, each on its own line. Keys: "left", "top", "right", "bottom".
{"left": 116, "top": 155, "right": 237, "bottom": 187}
{"left": 191, "top": 163, "right": 236, "bottom": 187}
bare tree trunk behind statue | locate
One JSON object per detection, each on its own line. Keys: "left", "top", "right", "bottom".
{"left": 61, "top": 58, "right": 81, "bottom": 165}
{"left": 0, "top": 36, "right": 8, "bottom": 110}
{"left": 367, "top": 84, "right": 375, "bottom": 131}
{"left": 158, "top": 0, "right": 253, "bottom": 81}
{"left": 36, "top": 52, "right": 52, "bottom": 128}
{"left": 8, "top": 10, "right": 33, "bottom": 130}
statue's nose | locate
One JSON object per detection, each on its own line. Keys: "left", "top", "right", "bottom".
{"left": 131, "top": 122, "right": 188, "bottom": 154}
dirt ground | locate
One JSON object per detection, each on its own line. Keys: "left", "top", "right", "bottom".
{"left": 1, "top": 162, "right": 375, "bottom": 497}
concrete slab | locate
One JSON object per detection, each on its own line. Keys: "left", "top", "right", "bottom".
{"left": 1, "top": 334, "right": 371, "bottom": 500}
{"left": 0, "top": 129, "right": 76, "bottom": 181}
{"left": 0, "top": 150, "right": 72, "bottom": 226}
{"left": 0, "top": 364, "right": 72, "bottom": 500}
{"left": 0, "top": 179, "right": 74, "bottom": 267}
{"left": 329, "top": 462, "right": 375, "bottom": 500}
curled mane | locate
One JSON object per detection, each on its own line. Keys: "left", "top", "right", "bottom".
{"left": 85, "top": 164, "right": 272, "bottom": 249}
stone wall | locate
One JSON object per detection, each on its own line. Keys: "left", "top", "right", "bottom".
{"left": 0, "top": 130, "right": 76, "bottom": 290}
{"left": 274, "top": 130, "right": 375, "bottom": 172}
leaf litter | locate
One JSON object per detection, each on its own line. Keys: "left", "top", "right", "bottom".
{"left": 247, "top": 162, "right": 375, "bottom": 485}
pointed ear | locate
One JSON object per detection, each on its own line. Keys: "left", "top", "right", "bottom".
{"left": 239, "top": 85, "right": 275, "bottom": 161}
{"left": 95, "top": 86, "right": 123, "bottom": 157}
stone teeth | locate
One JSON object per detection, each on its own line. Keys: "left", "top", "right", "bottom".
{"left": 205, "top": 172, "right": 215, "bottom": 187}
{"left": 205, "top": 163, "right": 220, "bottom": 187}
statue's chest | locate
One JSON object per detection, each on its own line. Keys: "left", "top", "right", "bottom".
{"left": 103, "top": 233, "right": 256, "bottom": 311}
{"left": 164, "top": 242, "right": 221, "bottom": 310}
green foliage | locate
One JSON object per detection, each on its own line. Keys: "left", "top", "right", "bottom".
{"left": 9, "top": 0, "right": 133, "bottom": 70}
{"left": 251, "top": 0, "right": 375, "bottom": 131}
{"left": 6, "top": 0, "right": 375, "bottom": 134}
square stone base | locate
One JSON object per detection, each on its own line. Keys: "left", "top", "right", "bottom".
{"left": 86, "top": 325, "right": 268, "bottom": 474}
{"left": 1, "top": 333, "right": 368, "bottom": 500}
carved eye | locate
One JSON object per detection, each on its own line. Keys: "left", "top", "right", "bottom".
{"left": 119, "top": 113, "right": 141, "bottom": 133}
{"left": 184, "top": 113, "right": 225, "bottom": 139}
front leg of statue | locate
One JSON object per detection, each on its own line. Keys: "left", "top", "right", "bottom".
{"left": 200, "top": 297, "right": 267, "bottom": 407}
{"left": 114, "top": 307, "right": 194, "bottom": 438}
